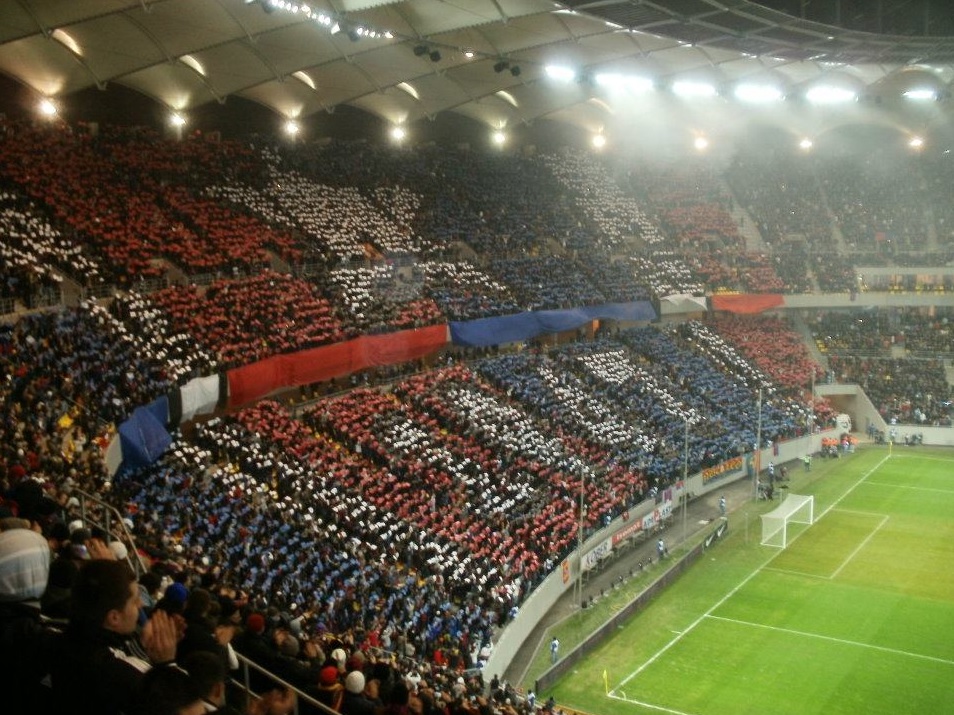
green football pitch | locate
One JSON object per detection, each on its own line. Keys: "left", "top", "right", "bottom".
{"left": 544, "top": 446, "right": 954, "bottom": 715}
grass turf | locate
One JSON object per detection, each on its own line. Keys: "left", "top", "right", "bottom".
{"left": 541, "top": 446, "right": 954, "bottom": 715}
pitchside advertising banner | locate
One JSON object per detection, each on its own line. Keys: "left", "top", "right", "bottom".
{"left": 581, "top": 498, "right": 674, "bottom": 572}
{"left": 701, "top": 455, "right": 744, "bottom": 485}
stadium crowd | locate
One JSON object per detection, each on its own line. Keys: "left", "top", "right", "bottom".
{"left": 1, "top": 115, "right": 954, "bottom": 715}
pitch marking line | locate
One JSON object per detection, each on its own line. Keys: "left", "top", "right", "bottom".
{"left": 886, "top": 453, "right": 954, "bottom": 465}
{"left": 762, "top": 566, "right": 832, "bottom": 580}
{"left": 863, "top": 481, "right": 954, "bottom": 496}
{"left": 831, "top": 514, "right": 889, "bottom": 578}
{"left": 609, "top": 692, "right": 696, "bottom": 715}
{"left": 831, "top": 507, "right": 892, "bottom": 518}
{"left": 763, "top": 513, "right": 890, "bottom": 581}
{"left": 608, "top": 454, "right": 890, "bottom": 708}
{"left": 706, "top": 614, "right": 954, "bottom": 667}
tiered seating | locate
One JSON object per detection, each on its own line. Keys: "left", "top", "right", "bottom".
{"left": 821, "top": 154, "right": 929, "bottom": 251}
{"left": 726, "top": 151, "right": 833, "bottom": 248}
{"left": 148, "top": 272, "right": 348, "bottom": 368}
{"left": 708, "top": 315, "right": 821, "bottom": 391}
{"left": 414, "top": 261, "right": 521, "bottom": 320}
{"left": 0, "top": 189, "right": 104, "bottom": 304}
{"left": 539, "top": 150, "right": 665, "bottom": 249}
{"left": 489, "top": 256, "right": 606, "bottom": 310}
{"left": 630, "top": 251, "right": 705, "bottom": 296}
{"left": 327, "top": 264, "right": 444, "bottom": 332}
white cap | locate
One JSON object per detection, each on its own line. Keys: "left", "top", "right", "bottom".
{"left": 345, "top": 670, "right": 365, "bottom": 694}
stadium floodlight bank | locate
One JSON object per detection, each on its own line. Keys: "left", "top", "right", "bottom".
{"left": 760, "top": 494, "right": 814, "bottom": 548}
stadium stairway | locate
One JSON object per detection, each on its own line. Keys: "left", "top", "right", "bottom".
{"left": 788, "top": 310, "right": 829, "bottom": 373}
{"left": 721, "top": 180, "right": 765, "bottom": 252}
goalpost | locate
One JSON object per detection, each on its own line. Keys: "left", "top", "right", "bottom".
{"left": 760, "top": 494, "right": 814, "bottom": 548}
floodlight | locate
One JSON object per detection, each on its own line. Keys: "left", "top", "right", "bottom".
{"left": 492, "top": 131, "right": 506, "bottom": 146}
{"left": 591, "top": 134, "right": 606, "bottom": 149}
{"left": 284, "top": 120, "right": 299, "bottom": 136}
{"left": 673, "top": 80, "right": 716, "bottom": 98}
{"left": 734, "top": 83, "right": 782, "bottom": 103}
{"left": 806, "top": 86, "right": 856, "bottom": 104}
{"left": 903, "top": 88, "right": 937, "bottom": 101}
{"left": 799, "top": 138, "right": 813, "bottom": 151}
{"left": 594, "top": 73, "right": 653, "bottom": 93}
{"left": 463, "top": 50, "right": 475, "bottom": 59}
{"left": 693, "top": 136, "right": 709, "bottom": 151}
{"left": 390, "top": 125, "right": 406, "bottom": 142}
{"left": 38, "top": 98, "right": 57, "bottom": 117}
{"left": 545, "top": 65, "right": 576, "bottom": 82}
{"left": 909, "top": 136, "right": 924, "bottom": 149}
{"left": 170, "top": 113, "right": 186, "bottom": 127}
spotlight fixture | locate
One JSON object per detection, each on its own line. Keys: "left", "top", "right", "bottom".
{"left": 494, "top": 61, "right": 510, "bottom": 73}
{"left": 510, "top": 65, "right": 521, "bottom": 77}
{"left": 413, "top": 45, "right": 442, "bottom": 62}
{"left": 38, "top": 98, "right": 58, "bottom": 117}
{"left": 347, "top": 28, "right": 360, "bottom": 42}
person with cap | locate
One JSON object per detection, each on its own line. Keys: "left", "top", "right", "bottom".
{"left": 50, "top": 558, "right": 181, "bottom": 715}
{"left": 307, "top": 663, "right": 344, "bottom": 713}
{"left": 232, "top": 612, "right": 276, "bottom": 694}
{"left": 0, "top": 526, "right": 59, "bottom": 715}
{"left": 340, "top": 669, "right": 376, "bottom": 715}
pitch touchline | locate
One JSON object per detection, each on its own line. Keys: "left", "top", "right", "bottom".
{"left": 706, "top": 614, "right": 954, "bottom": 667}
{"left": 611, "top": 454, "right": 890, "bottom": 699}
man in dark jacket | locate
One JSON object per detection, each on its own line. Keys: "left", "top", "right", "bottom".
{"left": 50, "top": 558, "right": 180, "bottom": 715}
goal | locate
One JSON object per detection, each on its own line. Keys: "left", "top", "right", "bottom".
{"left": 760, "top": 494, "right": 814, "bottom": 548}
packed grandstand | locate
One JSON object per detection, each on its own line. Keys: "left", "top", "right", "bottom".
{"left": 1, "top": 109, "right": 953, "bottom": 714}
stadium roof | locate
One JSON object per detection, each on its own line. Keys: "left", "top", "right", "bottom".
{"left": 0, "top": 0, "right": 951, "bottom": 133}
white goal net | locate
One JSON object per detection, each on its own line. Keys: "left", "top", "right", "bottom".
{"left": 760, "top": 494, "right": 814, "bottom": 548}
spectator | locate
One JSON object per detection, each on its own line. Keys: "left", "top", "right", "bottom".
{"left": 51, "top": 559, "right": 180, "bottom": 715}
